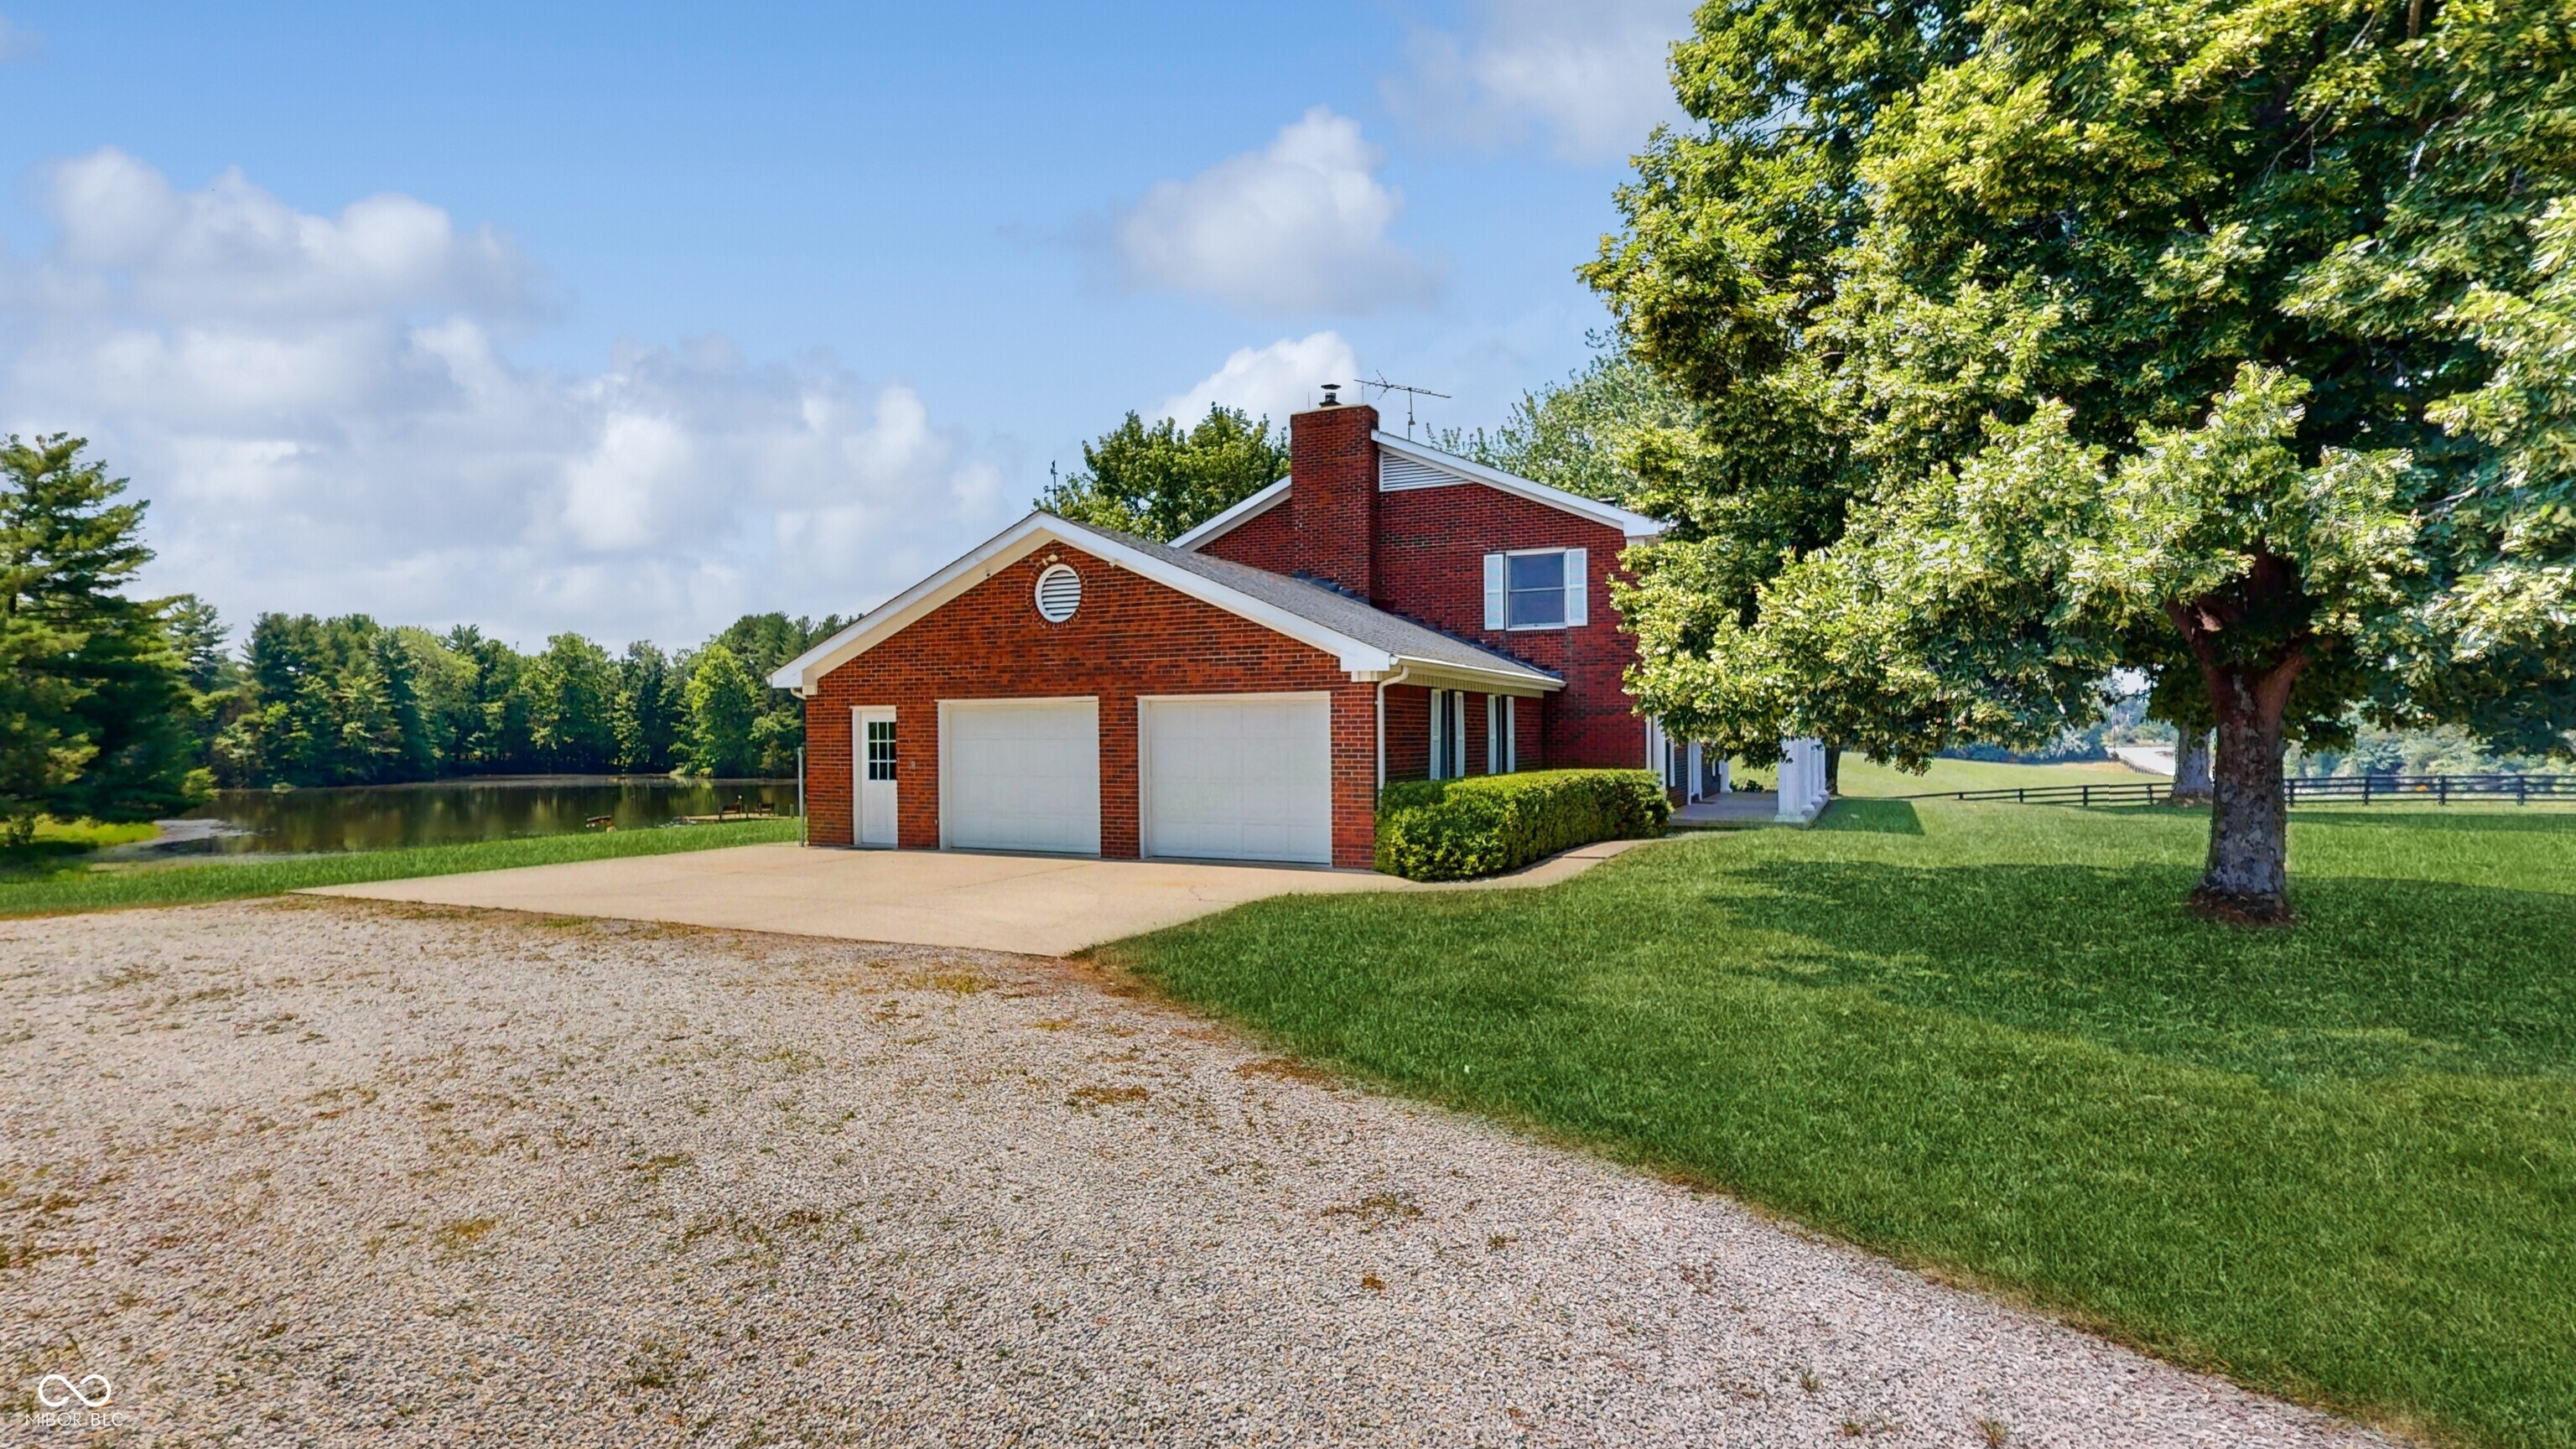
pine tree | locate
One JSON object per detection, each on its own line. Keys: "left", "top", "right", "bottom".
{"left": 0, "top": 435, "right": 199, "bottom": 839}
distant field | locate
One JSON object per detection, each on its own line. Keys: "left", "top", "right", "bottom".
{"left": 0, "top": 818, "right": 801, "bottom": 917}
{"left": 1828, "top": 756, "right": 2150, "bottom": 797}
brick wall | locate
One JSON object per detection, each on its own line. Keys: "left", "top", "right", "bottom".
{"left": 1197, "top": 497, "right": 1297, "bottom": 574}
{"left": 1288, "top": 402, "right": 1379, "bottom": 600}
{"left": 804, "top": 541, "right": 1380, "bottom": 870}
{"left": 1374, "top": 486, "right": 1646, "bottom": 771}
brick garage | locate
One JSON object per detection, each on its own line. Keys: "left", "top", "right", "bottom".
{"left": 802, "top": 541, "right": 1383, "bottom": 869}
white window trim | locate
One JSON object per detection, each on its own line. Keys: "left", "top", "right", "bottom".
{"left": 1486, "top": 695, "right": 1518, "bottom": 774}
{"left": 1498, "top": 547, "right": 1588, "bottom": 632}
{"left": 1429, "top": 688, "right": 1473, "bottom": 781}
{"left": 1429, "top": 688, "right": 1446, "bottom": 780}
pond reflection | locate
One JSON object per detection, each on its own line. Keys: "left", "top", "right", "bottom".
{"left": 174, "top": 776, "right": 799, "bottom": 854}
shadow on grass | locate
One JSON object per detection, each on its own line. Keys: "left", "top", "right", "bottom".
{"left": 1814, "top": 799, "right": 1924, "bottom": 834}
{"left": 1697, "top": 856, "right": 2576, "bottom": 1083}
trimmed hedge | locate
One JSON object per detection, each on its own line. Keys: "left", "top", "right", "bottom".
{"left": 1374, "top": 768, "right": 1670, "bottom": 881}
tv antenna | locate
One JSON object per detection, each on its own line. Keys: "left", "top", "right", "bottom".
{"left": 1361, "top": 374, "right": 1451, "bottom": 438}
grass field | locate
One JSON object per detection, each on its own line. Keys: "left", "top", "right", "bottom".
{"left": 1103, "top": 802, "right": 2576, "bottom": 1448}
{"left": 0, "top": 817, "right": 802, "bottom": 917}
{"left": 1833, "top": 755, "right": 2152, "bottom": 797}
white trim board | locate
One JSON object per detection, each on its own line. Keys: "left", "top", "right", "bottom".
{"left": 1169, "top": 479, "right": 1291, "bottom": 552}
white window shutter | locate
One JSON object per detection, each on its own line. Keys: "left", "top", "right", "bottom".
{"left": 1564, "top": 548, "right": 1589, "bottom": 626}
{"left": 1483, "top": 553, "right": 1506, "bottom": 630}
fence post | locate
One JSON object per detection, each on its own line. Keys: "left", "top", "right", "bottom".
{"left": 2519, "top": 776, "right": 2529, "bottom": 807}
{"left": 2439, "top": 776, "right": 2449, "bottom": 806}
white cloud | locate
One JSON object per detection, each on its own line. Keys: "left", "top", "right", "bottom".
{"left": 0, "top": 150, "right": 1015, "bottom": 647}
{"left": 1158, "top": 332, "right": 1360, "bottom": 428}
{"left": 1386, "top": 0, "right": 1691, "bottom": 163}
{"left": 44, "top": 148, "right": 539, "bottom": 320}
{"left": 0, "top": 13, "right": 42, "bottom": 63}
{"left": 1114, "top": 108, "right": 1439, "bottom": 314}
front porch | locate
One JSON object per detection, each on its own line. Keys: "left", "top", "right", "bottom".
{"left": 1668, "top": 792, "right": 1785, "bottom": 829}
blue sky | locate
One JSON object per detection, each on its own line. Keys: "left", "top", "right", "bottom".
{"left": 0, "top": 1, "right": 1693, "bottom": 647}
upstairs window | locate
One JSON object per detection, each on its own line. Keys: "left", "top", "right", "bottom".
{"left": 1508, "top": 551, "right": 1565, "bottom": 627}
{"left": 1484, "top": 548, "right": 1589, "bottom": 631}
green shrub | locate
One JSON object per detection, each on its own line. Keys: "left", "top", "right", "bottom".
{"left": 1375, "top": 769, "right": 1669, "bottom": 880}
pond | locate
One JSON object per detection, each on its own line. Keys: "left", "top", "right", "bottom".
{"left": 171, "top": 776, "right": 800, "bottom": 854}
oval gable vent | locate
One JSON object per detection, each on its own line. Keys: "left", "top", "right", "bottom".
{"left": 1034, "top": 564, "right": 1082, "bottom": 622}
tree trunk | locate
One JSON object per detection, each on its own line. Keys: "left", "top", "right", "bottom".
{"left": 1825, "top": 745, "right": 1841, "bottom": 795}
{"left": 2169, "top": 730, "right": 2213, "bottom": 802}
{"left": 2194, "top": 670, "right": 2295, "bottom": 923}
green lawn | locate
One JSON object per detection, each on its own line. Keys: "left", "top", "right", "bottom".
{"left": 1101, "top": 802, "right": 2576, "bottom": 1449}
{"left": 0, "top": 818, "right": 802, "bottom": 917}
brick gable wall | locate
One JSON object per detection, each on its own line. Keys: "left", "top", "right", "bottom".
{"left": 1197, "top": 498, "right": 1297, "bottom": 574}
{"left": 804, "top": 542, "right": 1379, "bottom": 869}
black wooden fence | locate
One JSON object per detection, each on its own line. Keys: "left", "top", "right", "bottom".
{"left": 1898, "top": 774, "right": 2576, "bottom": 808}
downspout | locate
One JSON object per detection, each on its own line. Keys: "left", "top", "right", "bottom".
{"left": 796, "top": 740, "right": 808, "bottom": 847}
{"left": 1375, "top": 664, "right": 1412, "bottom": 793}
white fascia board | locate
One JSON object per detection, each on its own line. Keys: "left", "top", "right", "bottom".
{"left": 1372, "top": 431, "right": 1667, "bottom": 541}
{"left": 771, "top": 512, "right": 1401, "bottom": 693}
{"left": 1391, "top": 659, "right": 1561, "bottom": 695}
{"left": 1168, "top": 478, "right": 1291, "bottom": 552}
{"left": 767, "top": 517, "right": 1052, "bottom": 692}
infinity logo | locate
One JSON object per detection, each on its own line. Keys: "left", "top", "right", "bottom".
{"left": 36, "top": 1374, "right": 114, "bottom": 1409}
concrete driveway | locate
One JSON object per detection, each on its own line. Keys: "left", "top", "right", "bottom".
{"left": 305, "top": 839, "right": 1644, "bottom": 955}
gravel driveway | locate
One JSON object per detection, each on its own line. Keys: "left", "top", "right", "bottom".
{"left": 2, "top": 900, "right": 2388, "bottom": 1447}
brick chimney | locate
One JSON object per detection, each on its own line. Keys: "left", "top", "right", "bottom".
{"left": 1289, "top": 394, "right": 1379, "bottom": 600}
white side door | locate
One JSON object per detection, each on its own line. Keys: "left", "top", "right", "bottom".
{"left": 1140, "top": 693, "right": 1333, "bottom": 865}
{"left": 939, "top": 699, "right": 1102, "bottom": 855}
{"left": 854, "top": 707, "right": 897, "bottom": 847}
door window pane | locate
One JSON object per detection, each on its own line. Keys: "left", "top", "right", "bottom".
{"left": 865, "top": 719, "right": 897, "bottom": 782}
{"left": 1506, "top": 551, "right": 1566, "bottom": 627}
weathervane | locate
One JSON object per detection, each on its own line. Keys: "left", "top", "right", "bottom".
{"left": 1360, "top": 374, "right": 1452, "bottom": 438}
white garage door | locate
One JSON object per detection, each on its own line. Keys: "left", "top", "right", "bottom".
{"left": 941, "top": 699, "right": 1101, "bottom": 855}
{"left": 1141, "top": 694, "right": 1333, "bottom": 865}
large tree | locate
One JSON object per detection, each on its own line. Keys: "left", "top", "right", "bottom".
{"left": 526, "top": 632, "right": 621, "bottom": 773}
{"left": 0, "top": 435, "right": 201, "bottom": 839}
{"left": 1592, "top": 0, "right": 2576, "bottom": 921}
{"left": 1038, "top": 405, "right": 1289, "bottom": 542}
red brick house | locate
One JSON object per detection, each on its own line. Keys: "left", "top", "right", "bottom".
{"left": 769, "top": 394, "right": 1679, "bottom": 870}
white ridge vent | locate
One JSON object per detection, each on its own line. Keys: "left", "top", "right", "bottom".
{"left": 1379, "top": 454, "right": 1458, "bottom": 491}
{"left": 1034, "top": 564, "right": 1083, "bottom": 622}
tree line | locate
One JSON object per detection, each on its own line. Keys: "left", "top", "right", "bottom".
{"left": 1, "top": 433, "right": 835, "bottom": 842}
{"left": 206, "top": 609, "right": 843, "bottom": 788}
